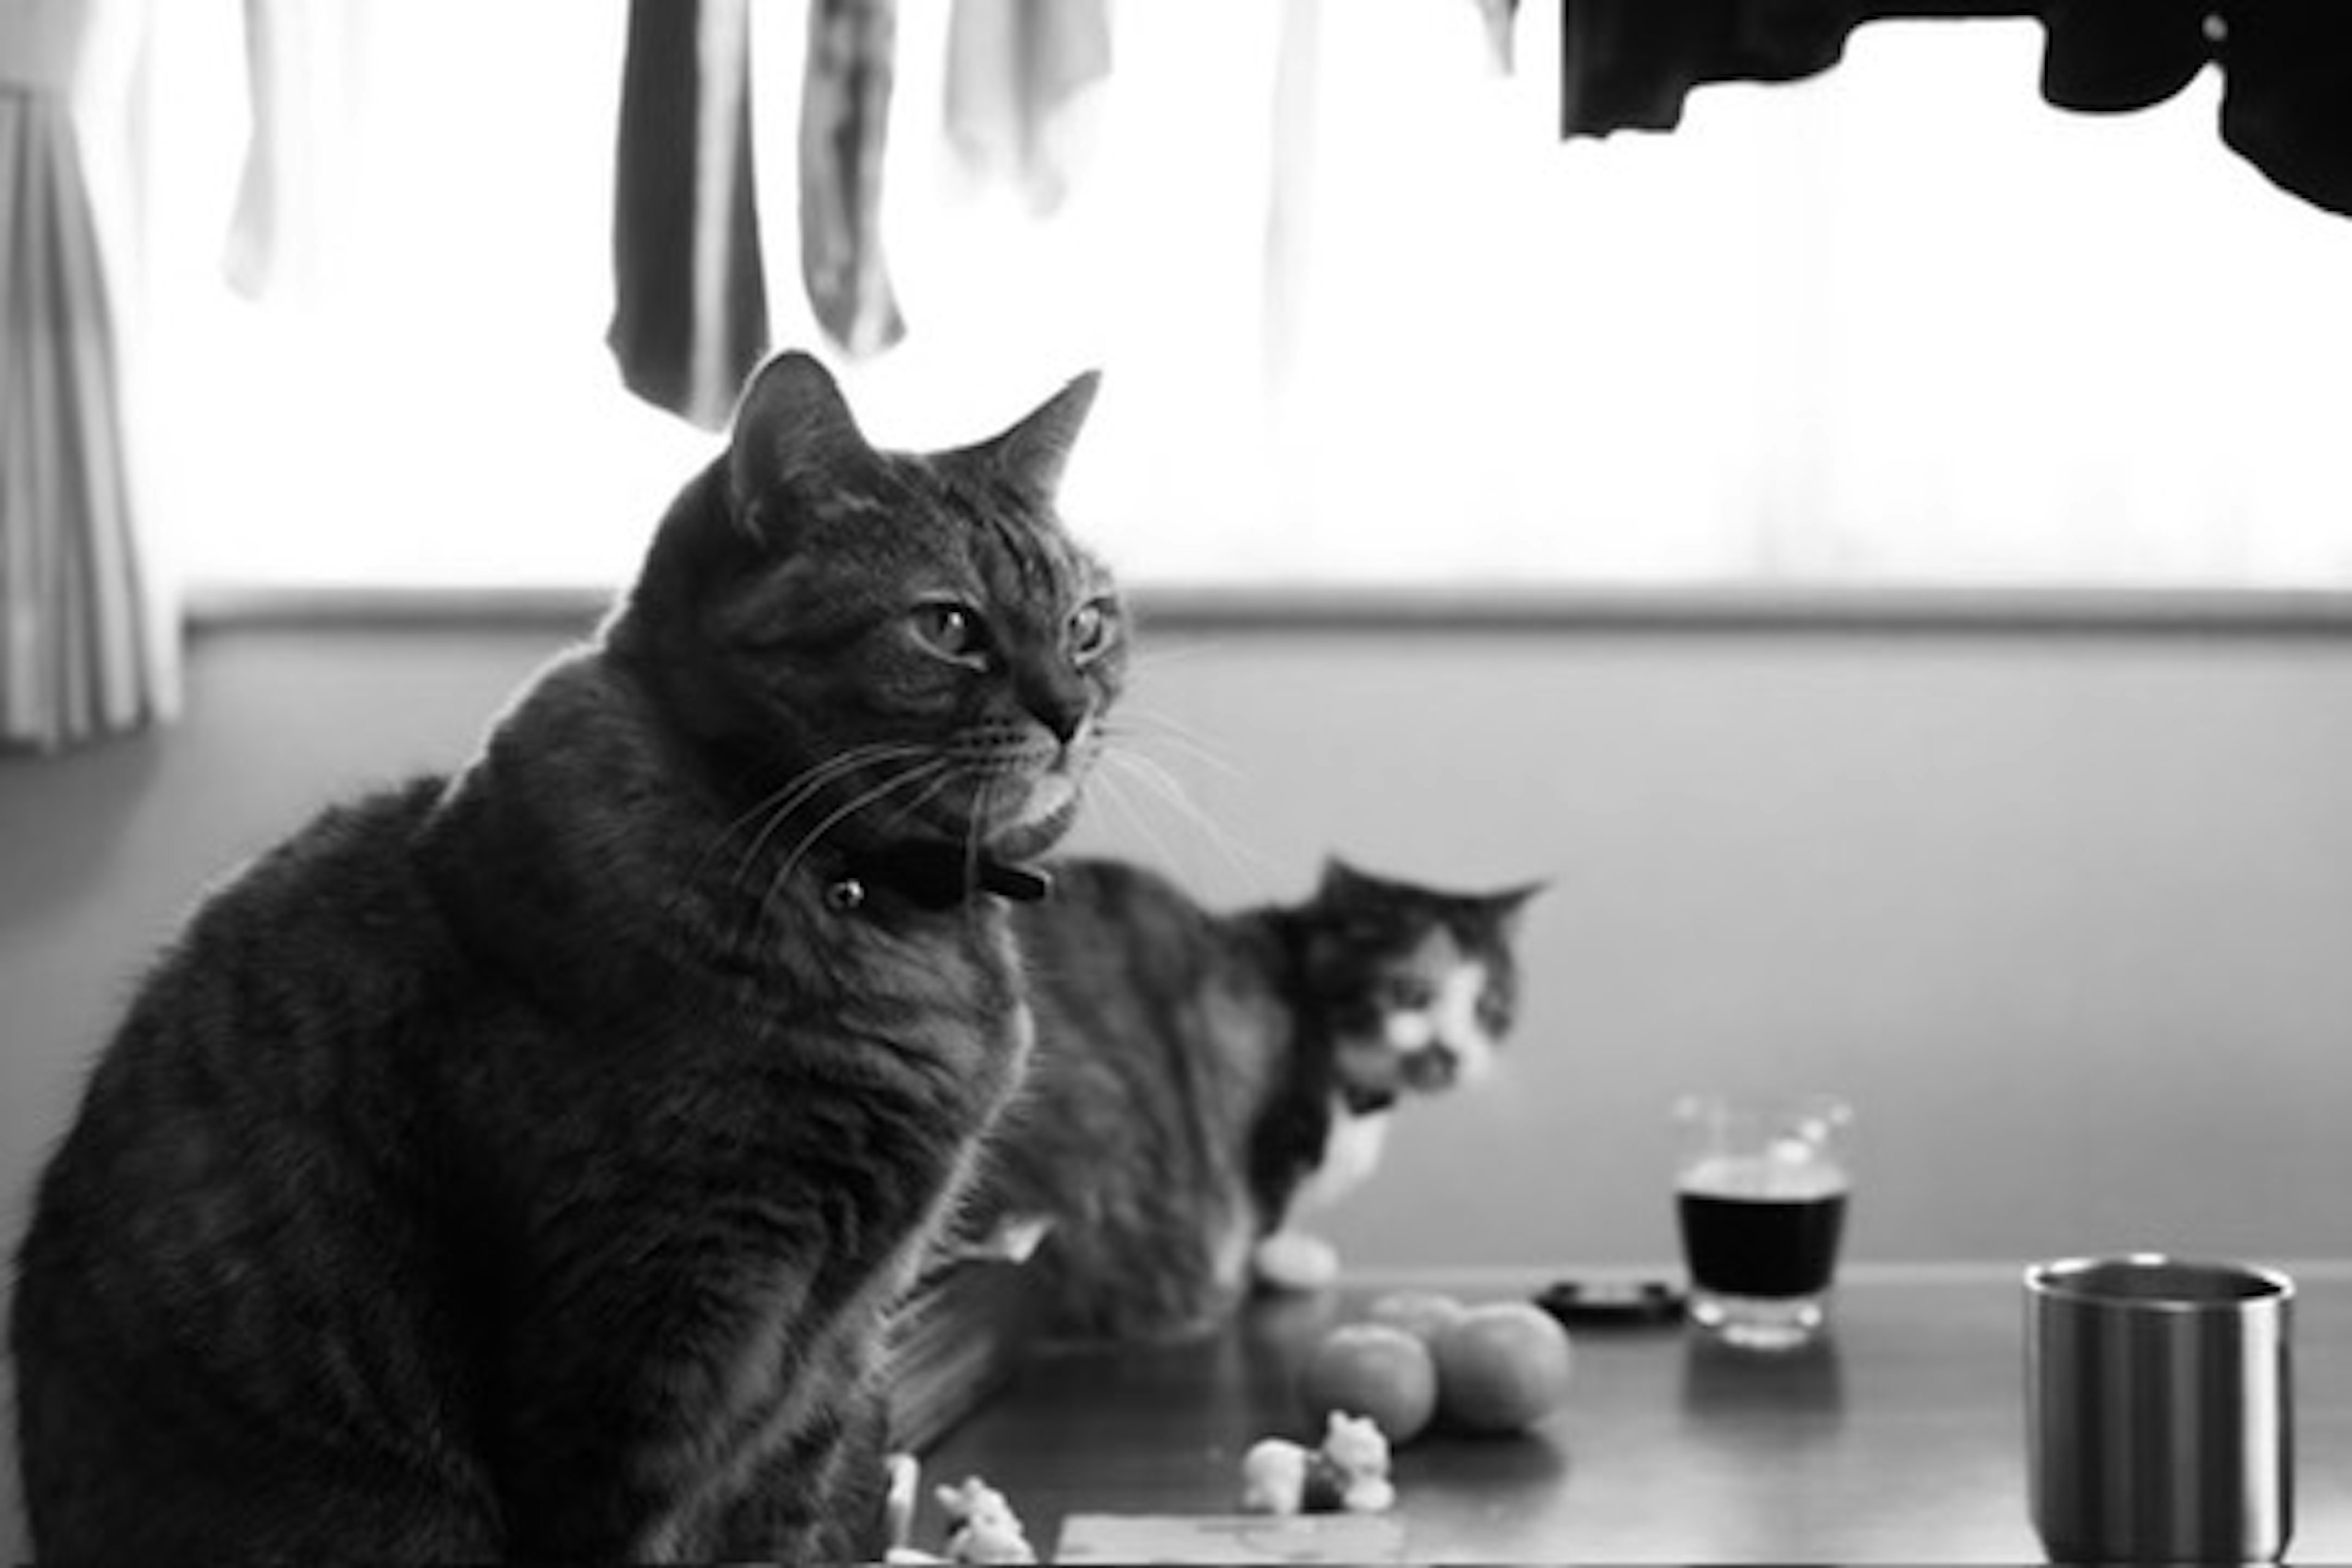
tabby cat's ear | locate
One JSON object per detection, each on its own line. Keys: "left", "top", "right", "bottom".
{"left": 727, "top": 351, "right": 873, "bottom": 538}
{"left": 962, "top": 369, "right": 1103, "bottom": 500}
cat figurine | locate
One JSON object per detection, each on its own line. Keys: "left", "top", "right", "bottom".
{"left": 8, "top": 350, "right": 1126, "bottom": 1561}
{"left": 972, "top": 856, "right": 1542, "bottom": 1343}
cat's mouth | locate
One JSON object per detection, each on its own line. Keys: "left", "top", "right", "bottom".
{"left": 982, "top": 778, "right": 1084, "bottom": 862}
{"left": 1007, "top": 772, "right": 1079, "bottom": 831}
{"left": 873, "top": 757, "right": 1086, "bottom": 864}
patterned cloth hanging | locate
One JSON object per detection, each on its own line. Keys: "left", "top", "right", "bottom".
{"left": 1, "top": 0, "right": 175, "bottom": 754}
{"left": 799, "top": 0, "right": 905, "bottom": 359}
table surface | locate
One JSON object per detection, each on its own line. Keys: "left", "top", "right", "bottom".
{"left": 918, "top": 1264, "right": 2352, "bottom": 1563}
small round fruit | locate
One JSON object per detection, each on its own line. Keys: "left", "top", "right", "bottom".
{"left": 1430, "top": 1301, "right": 1575, "bottom": 1434}
{"left": 1298, "top": 1322, "right": 1440, "bottom": 1444}
{"left": 1364, "top": 1289, "right": 1469, "bottom": 1346}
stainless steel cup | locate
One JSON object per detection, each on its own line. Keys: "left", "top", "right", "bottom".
{"left": 2024, "top": 1254, "right": 2294, "bottom": 1564}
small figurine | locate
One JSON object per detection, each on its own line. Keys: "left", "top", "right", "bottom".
{"left": 1240, "top": 1436, "right": 1313, "bottom": 1515}
{"left": 935, "top": 1475, "right": 1038, "bottom": 1565}
{"left": 1239, "top": 1411, "right": 1396, "bottom": 1516}
{"left": 1315, "top": 1411, "right": 1397, "bottom": 1514}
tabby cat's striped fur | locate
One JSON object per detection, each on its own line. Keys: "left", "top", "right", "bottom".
{"left": 10, "top": 352, "right": 1123, "bottom": 1560}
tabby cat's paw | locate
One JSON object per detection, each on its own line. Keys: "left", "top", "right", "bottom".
{"left": 1253, "top": 1231, "right": 1341, "bottom": 1293}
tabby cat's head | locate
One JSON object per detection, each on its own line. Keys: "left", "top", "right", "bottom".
{"left": 1298, "top": 859, "right": 1544, "bottom": 1107}
{"left": 612, "top": 352, "right": 1125, "bottom": 867}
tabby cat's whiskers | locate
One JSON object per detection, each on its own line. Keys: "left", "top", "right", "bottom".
{"left": 964, "top": 777, "right": 995, "bottom": 886}
{"left": 1091, "top": 769, "right": 1191, "bottom": 884}
{"left": 1101, "top": 748, "right": 1280, "bottom": 883}
{"left": 1108, "top": 707, "right": 1244, "bottom": 782}
{"left": 767, "top": 758, "right": 957, "bottom": 907}
{"left": 725, "top": 742, "right": 934, "bottom": 889}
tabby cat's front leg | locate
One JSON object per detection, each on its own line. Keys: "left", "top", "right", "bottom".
{"left": 707, "top": 1380, "right": 893, "bottom": 1561}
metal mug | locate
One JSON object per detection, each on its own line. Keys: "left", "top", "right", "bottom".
{"left": 2024, "top": 1254, "right": 2294, "bottom": 1564}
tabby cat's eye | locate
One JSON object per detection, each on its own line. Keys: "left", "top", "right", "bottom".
{"left": 1069, "top": 598, "right": 1121, "bottom": 665}
{"left": 910, "top": 600, "right": 992, "bottom": 665}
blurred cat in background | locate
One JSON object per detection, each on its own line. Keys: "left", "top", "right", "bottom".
{"left": 972, "top": 857, "right": 1543, "bottom": 1342}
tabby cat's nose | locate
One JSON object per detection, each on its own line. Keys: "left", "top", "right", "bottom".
{"left": 1022, "top": 679, "right": 1091, "bottom": 747}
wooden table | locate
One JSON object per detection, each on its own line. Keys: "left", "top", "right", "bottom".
{"left": 918, "top": 1264, "right": 2352, "bottom": 1562}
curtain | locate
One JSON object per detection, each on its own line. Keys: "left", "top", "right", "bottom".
{"left": 1, "top": 0, "right": 175, "bottom": 755}
{"left": 1558, "top": 0, "right": 2352, "bottom": 220}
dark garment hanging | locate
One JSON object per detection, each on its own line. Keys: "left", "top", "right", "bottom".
{"left": 2215, "top": 1, "right": 2352, "bottom": 217}
{"left": 1558, "top": 0, "right": 1906, "bottom": 132}
{"left": 607, "top": 0, "right": 770, "bottom": 431}
{"left": 1559, "top": 0, "right": 2352, "bottom": 221}
{"left": 2042, "top": 0, "right": 2352, "bottom": 216}
{"left": 2036, "top": 0, "right": 2211, "bottom": 111}
{"left": 801, "top": 0, "right": 907, "bottom": 359}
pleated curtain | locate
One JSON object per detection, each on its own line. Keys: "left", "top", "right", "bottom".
{"left": 1, "top": 0, "right": 175, "bottom": 754}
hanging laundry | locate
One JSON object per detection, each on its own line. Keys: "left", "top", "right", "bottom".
{"left": 608, "top": 0, "right": 770, "bottom": 431}
{"left": 1556, "top": 0, "right": 2352, "bottom": 222}
{"left": 1558, "top": 0, "right": 1869, "bottom": 135}
{"left": 943, "top": 0, "right": 1112, "bottom": 214}
{"left": 222, "top": 0, "right": 372, "bottom": 300}
{"left": 2037, "top": 0, "right": 2209, "bottom": 113}
{"left": 1472, "top": 0, "right": 1521, "bottom": 74}
{"left": 2217, "top": 1, "right": 2352, "bottom": 218}
{"left": 801, "top": 0, "right": 905, "bottom": 359}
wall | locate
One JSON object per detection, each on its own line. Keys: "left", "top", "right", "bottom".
{"left": 7, "top": 609, "right": 2352, "bottom": 1550}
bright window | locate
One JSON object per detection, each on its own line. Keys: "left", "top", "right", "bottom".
{"left": 135, "top": 1, "right": 2352, "bottom": 595}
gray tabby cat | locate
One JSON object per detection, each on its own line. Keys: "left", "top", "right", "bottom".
{"left": 9, "top": 351, "right": 1123, "bottom": 1561}
{"left": 974, "top": 857, "right": 1542, "bottom": 1343}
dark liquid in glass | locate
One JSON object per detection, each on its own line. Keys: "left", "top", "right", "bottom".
{"left": 1677, "top": 1189, "right": 1848, "bottom": 1299}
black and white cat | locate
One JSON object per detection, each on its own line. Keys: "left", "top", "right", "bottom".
{"left": 970, "top": 856, "right": 1542, "bottom": 1342}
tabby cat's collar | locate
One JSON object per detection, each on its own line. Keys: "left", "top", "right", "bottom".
{"left": 829, "top": 843, "right": 1054, "bottom": 913}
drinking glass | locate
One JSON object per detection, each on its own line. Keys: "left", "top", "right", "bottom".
{"left": 1672, "top": 1093, "right": 1853, "bottom": 1351}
